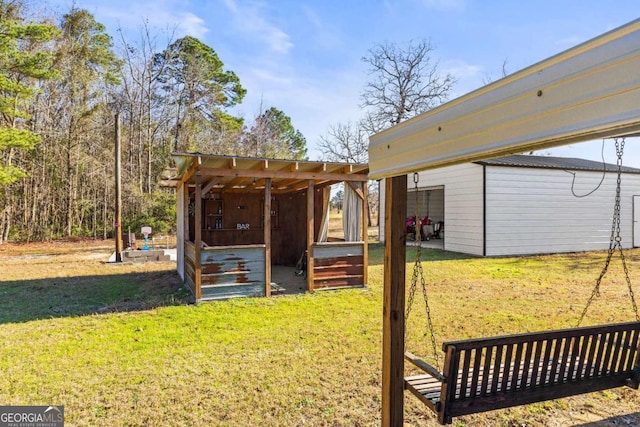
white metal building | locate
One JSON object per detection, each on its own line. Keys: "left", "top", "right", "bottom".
{"left": 380, "top": 154, "right": 640, "bottom": 256}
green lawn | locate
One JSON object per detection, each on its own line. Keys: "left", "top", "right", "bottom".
{"left": 0, "top": 242, "right": 639, "bottom": 426}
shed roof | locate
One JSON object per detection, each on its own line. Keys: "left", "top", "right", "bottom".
{"left": 476, "top": 154, "right": 640, "bottom": 173}
{"left": 161, "top": 153, "right": 369, "bottom": 193}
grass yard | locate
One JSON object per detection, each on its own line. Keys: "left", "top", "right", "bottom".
{"left": 0, "top": 240, "right": 639, "bottom": 426}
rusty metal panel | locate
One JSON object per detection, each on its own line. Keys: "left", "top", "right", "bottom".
{"left": 200, "top": 283, "right": 266, "bottom": 300}
{"left": 184, "top": 265, "right": 196, "bottom": 296}
{"left": 197, "top": 245, "right": 266, "bottom": 300}
{"left": 185, "top": 241, "right": 196, "bottom": 263}
{"left": 200, "top": 245, "right": 265, "bottom": 265}
{"left": 313, "top": 242, "right": 364, "bottom": 259}
{"left": 201, "top": 262, "right": 265, "bottom": 285}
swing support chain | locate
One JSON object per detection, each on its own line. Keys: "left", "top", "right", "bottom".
{"left": 578, "top": 137, "right": 640, "bottom": 326}
{"left": 405, "top": 172, "right": 440, "bottom": 369}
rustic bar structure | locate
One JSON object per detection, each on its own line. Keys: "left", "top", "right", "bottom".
{"left": 368, "top": 19, "right": 640, "bottom": 426}
{"left": 163, "top": 154, "right": 369, "bottom": 302}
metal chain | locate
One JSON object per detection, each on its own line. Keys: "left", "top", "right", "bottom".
{"left": 578, "top": 138, "right": 640, "bottom": 325}
{"left": 405, "top": 172, "right": 440, "bottom": 368}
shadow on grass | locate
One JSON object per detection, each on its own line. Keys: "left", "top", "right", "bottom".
{"left": 572, "top": 412, "right": 640, "bottom": 426}
{"left": 367, "top": 242, "right": 478, "bottom": 266}
{"left": 0, "top": 269, "right": 192, "bottom": 324}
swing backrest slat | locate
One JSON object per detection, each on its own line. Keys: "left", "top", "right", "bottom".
{"left": 434, "top": 321, "right": 640, "bottom": 424}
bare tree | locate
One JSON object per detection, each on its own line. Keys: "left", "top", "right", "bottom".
{"left": 317, "top": 122, "right": 368, "bottom": 164}
{"left": 482, "top": 58, "right": 509, "bottom": 85}
{"left": 360, "top": 39, "right": 456, "bottom": 133}
{"left": 317, "top": 122, "right": 376, "bottom": 226}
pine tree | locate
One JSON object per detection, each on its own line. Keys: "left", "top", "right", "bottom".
{"left": 0, "top": 1, "right": 59, "bottom": 185}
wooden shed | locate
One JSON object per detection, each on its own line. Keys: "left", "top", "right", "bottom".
{"left": 162, "top": 153, "right": 370, "bottom": 302}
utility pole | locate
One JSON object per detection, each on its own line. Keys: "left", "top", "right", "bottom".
{"left": 115, "top": 112, "right": 123, "bottom": 262}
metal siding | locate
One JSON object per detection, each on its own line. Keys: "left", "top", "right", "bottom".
{"left": 379, "top": 164, "right": 484, "bottom": 254}
{"left": 201, "top": 260, "right": 266, "bottom": 285}
{"left": 423, "top": 164, "right": 484, "bottom": 256}
{"left": 313, "top": 243, "right": 364, "bottom": 259}
{"left": 198, "top": 246, "right": 266, "bottom": 300}
{"left": 368, "top": 19, "right": 640, "bottom": 179}
{"left": 185, "top": 242, "right": 195, "bottom": 263}
{"left": 201, "top": 246, "right": 265, "bottom": 265}
{"left": 200, "top": 283, "right": 265, "bottom": 300}
{"left": 184, "top": 263, "right": 196, "bottom": 295}
{"left": 485, "top": 167, "right": 640, "bottom": 256}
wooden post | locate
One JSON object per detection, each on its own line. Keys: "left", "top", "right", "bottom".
{"left": 362, "top": 181, "right": 369, "bottom": 285}
{"left": 307, "top": 180, "right": 315, "bottom": 292}
{"left": 194, "top": 175, "right": 202, "bottom": 301}
{"left": 183, "top": 183, "right": 189, "bottom": 247}
{"left": 264, "top": 178, "right": 272, "bottom": 297}
{"left": 114, "top": 112, "right": 123, "bottom": 262}
{"left": 632, "top": 347, "right": 640, "bottom": 388}
{"left": 382, "top": 175, "right": 407, "bottom": 427}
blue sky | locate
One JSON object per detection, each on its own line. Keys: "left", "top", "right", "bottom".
{"left": 41, "top": 0, "right": 640, "bottom": 165}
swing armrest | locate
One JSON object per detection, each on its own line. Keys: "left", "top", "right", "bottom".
{"left": 405, "top": 351, "right": 446, "bottom": 382}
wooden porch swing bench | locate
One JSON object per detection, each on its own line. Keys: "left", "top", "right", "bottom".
{"left": 405, "top": 321, "right": 640, "bottom": 425}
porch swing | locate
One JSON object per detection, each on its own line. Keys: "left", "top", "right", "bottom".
{"left": 404, "top": 138, "right": 640, "bottom": 425}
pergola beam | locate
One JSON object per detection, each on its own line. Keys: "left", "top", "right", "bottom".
{"left": 197, "top": 167, "right": 369, "bottom": 182}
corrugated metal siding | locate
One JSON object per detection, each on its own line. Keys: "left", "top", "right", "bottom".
{"left": 485, "top": 167, "right": 640, "bottom": 256}
{"left": 378, "top": 164, "right": 484, "bottom": 255}
{"left": 184, "top": 242, "right": 196, "bottom": 296}
{"left": 198, "top": 246, "right": 266, "bottom": 300}
{"left": 201, "top": 283, "right": 265, "bottom": 300}
{"left": 314, "top": 242, "right": 363, "bottom": 258}
{"left": 312, "top": 242, "right": 365, "bottom": 289}
{"left": 419, "top": 164, "right": 484, "bottom": 256}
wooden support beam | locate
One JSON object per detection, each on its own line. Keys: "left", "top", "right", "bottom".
{"left": 183, "top": 180, "right": 189, "bottom": 247}
{"left": 222, "top": 176, "right": 252, "bottom": 190}
{"left": 347, "top": 181, "right": 366, "bottom": 201}
{"left": 197, "top": 167, "right": 369, "bottom": 182}
{"left": 273, "top": 177, "right": 300, "bottom": 190}
{"left": 382, "top": 175, "right": 407, "bottom": 427}
{"left": 182, "top": 156, "right": 201, "bottom": 184}
{"left": 307, "top": 180, "right": 315, "bottom": 293}
{"left": 201, "top": 178, "right": 220, "bottom": 196}
{"left": 223, "top": 161, "right": 271, "bottom": 190}
{"left": 194, "top": 175, "right": 203, "bottom": 301}
{"left": 362, "top": 181, "right": 368, "bottom": 286}
{"left": 114, "top": 112, "right": 122, "bottom": 262}
{"left": 264, "top": 178, "right": 272, "bottom": 297}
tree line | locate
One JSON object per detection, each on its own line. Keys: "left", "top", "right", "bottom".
{"left": 1, "top": 0, "right": 456, "bottom": 243}
{"left": 0, "top": 1, "right": 308, "bottom": 243}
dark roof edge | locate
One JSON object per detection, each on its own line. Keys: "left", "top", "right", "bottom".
{"left": 474, "top": 154, "right": 640, "bottom": 174}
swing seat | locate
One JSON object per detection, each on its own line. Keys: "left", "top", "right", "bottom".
{"left": 405, "top": 321, "right": 640, "bottom": 425}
